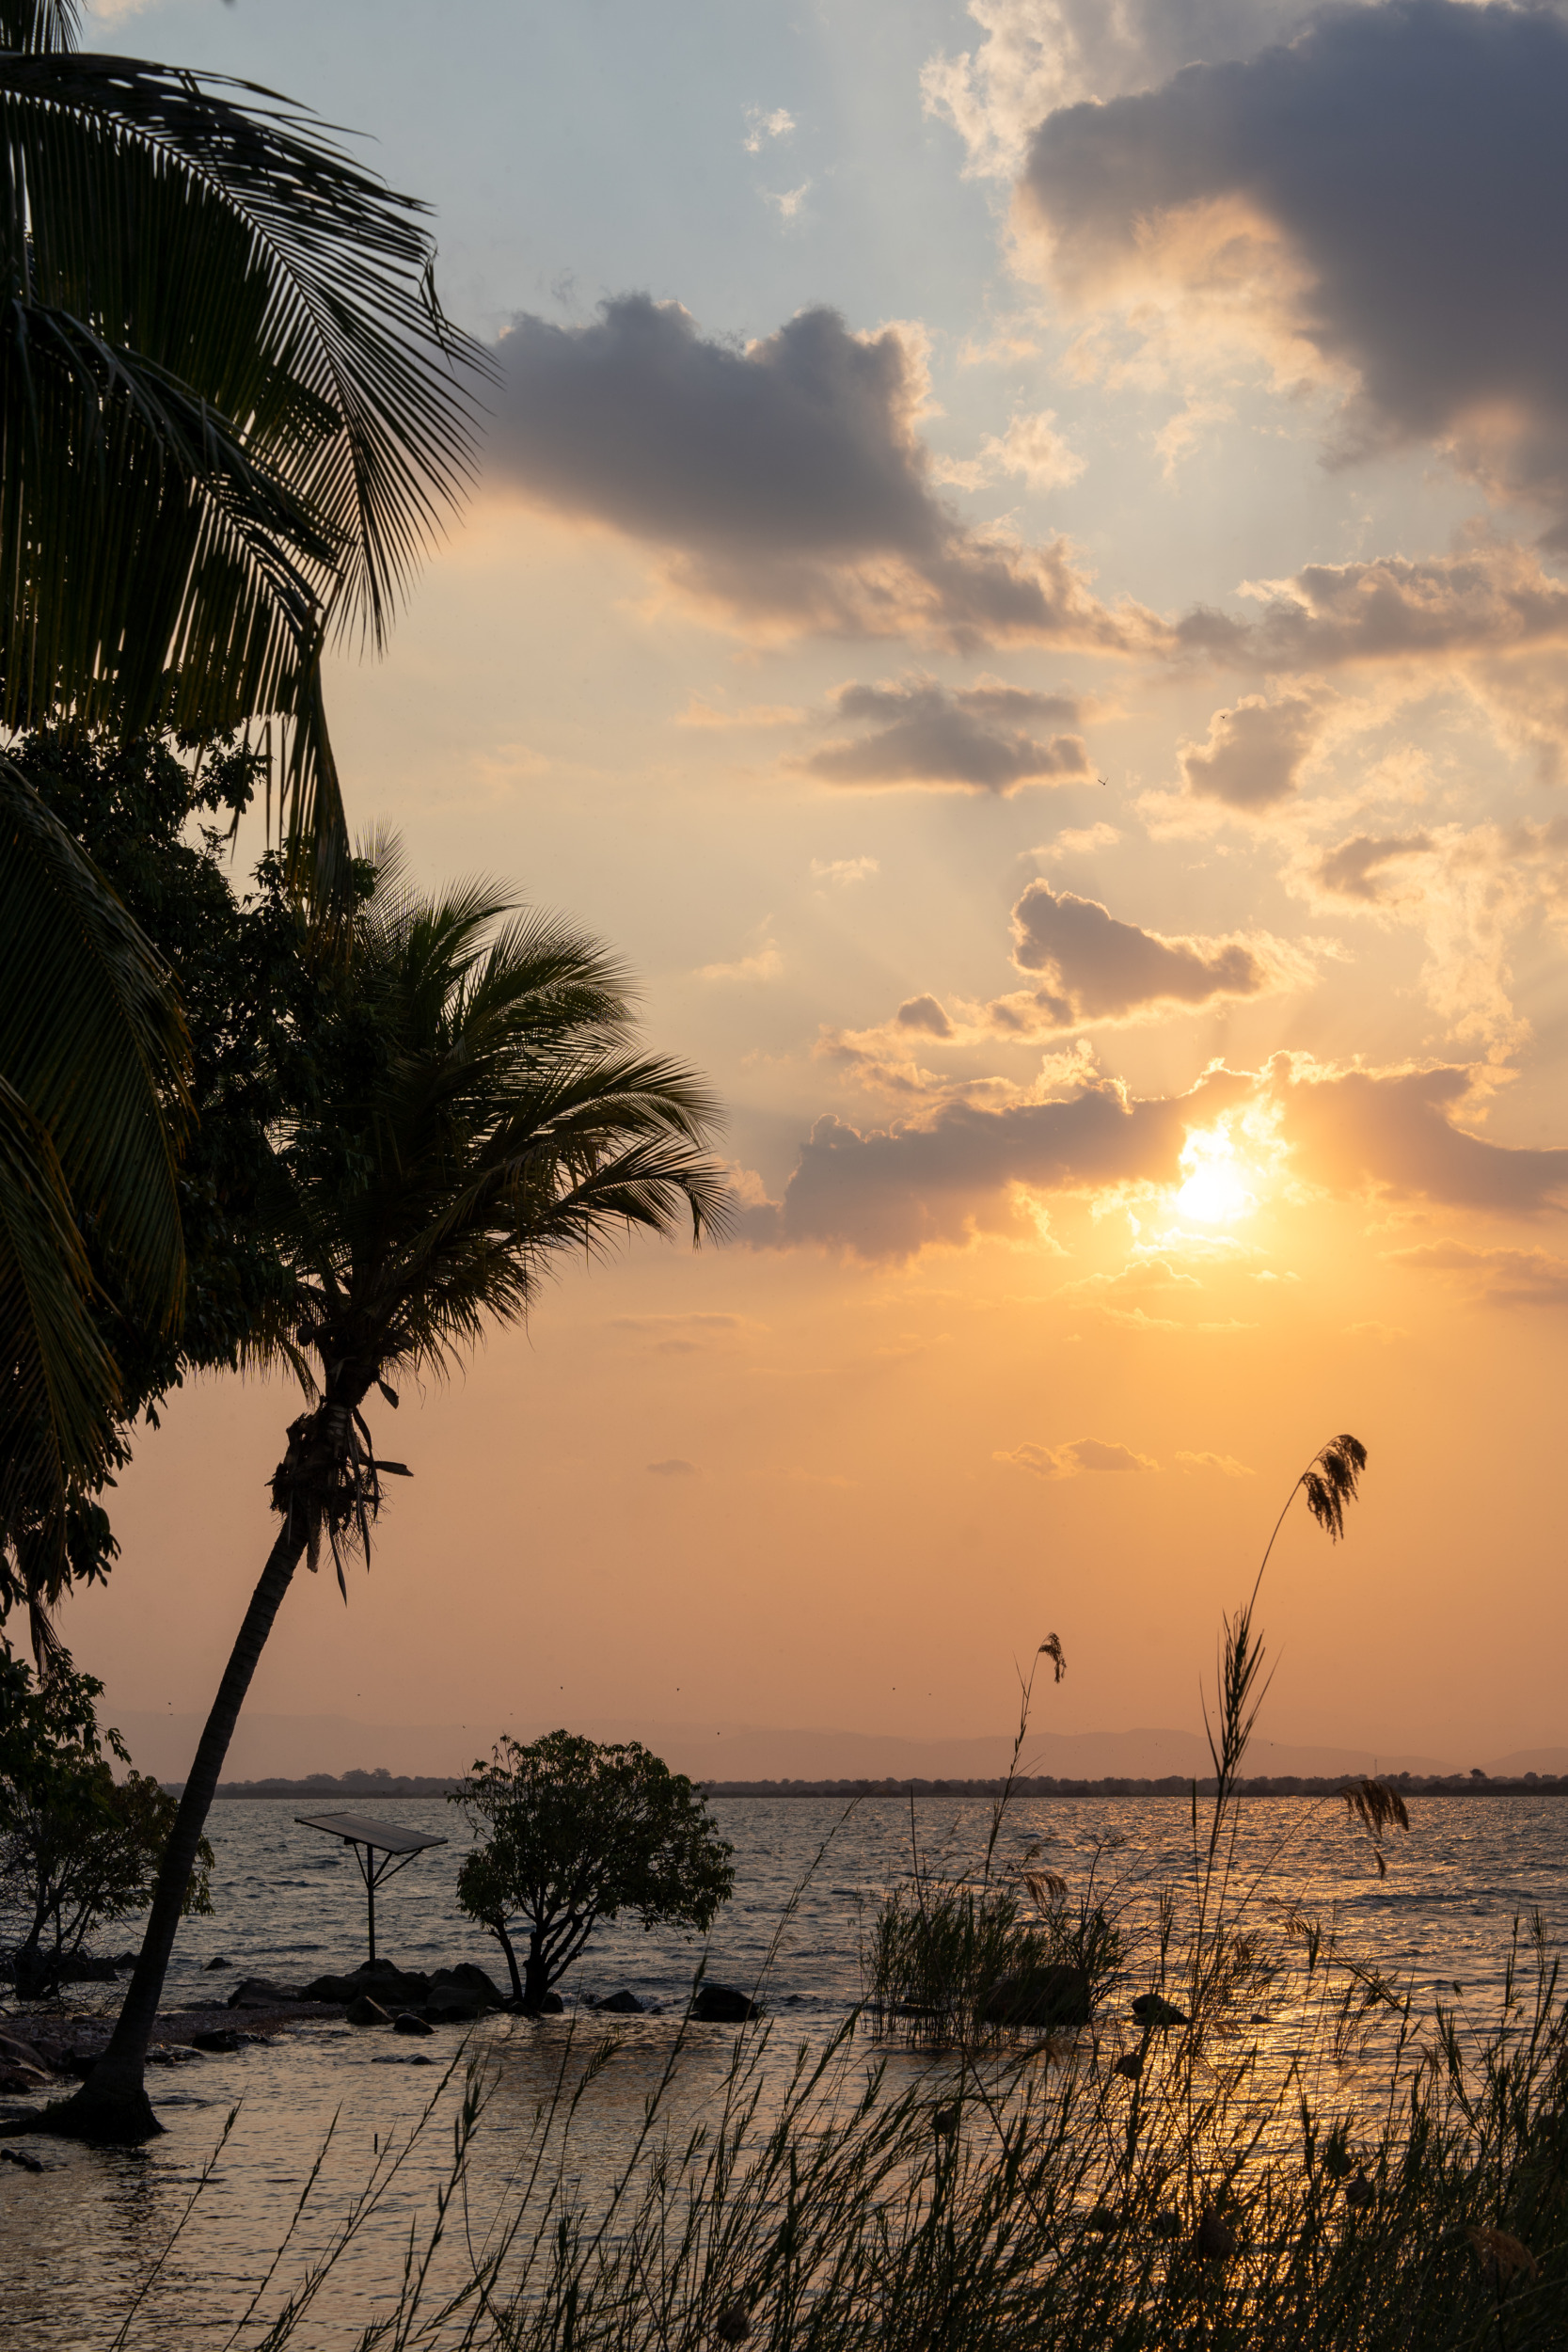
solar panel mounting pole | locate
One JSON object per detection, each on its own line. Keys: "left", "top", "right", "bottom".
{"left": 294, "top": 1812, "right": 450, "bottom": 1968}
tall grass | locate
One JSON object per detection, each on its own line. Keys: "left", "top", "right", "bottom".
{"left": 105, "top": 1433, "right": 1568, "bottom": 2348}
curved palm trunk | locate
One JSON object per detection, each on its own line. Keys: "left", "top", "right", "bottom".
{"left": 40, "top": 1515, "right": 309, "bottom": 2141}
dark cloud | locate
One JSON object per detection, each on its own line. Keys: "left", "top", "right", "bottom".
{"left": 1008, "top": 880, "right": 1286, "bottom": 1021}
{"left": 489, "top": 296, "right": 1149, "bottom": 648}
{"left": 645, "top": 1458, "right": 699, "bottom": 1477}
{"left": 895, "top": 993, "right": 956, "bottom": 1038}
{"left": 1198, "top": 548, "right": 1568, "bottom": 673}
{"left": 733, "top": 1066, "right": 1253, "bottom": 1261}
{"left": 731, "top": 1054, "right": 1568, "bottom": 1261}
{"left": 804, "top": 675, "right": 1089, "bottom": 791}
{"left": 1018, "top": 1, "right": 1568, "bottom": 525}
{"left": 1314, "top": 832, "right": 1435, "bottom": 901}
{"left": 1180, "top": 691, "right": 1323, "bottom": 807}
{"left": 1274, "top": 1060, "right": 1568, "bottom": 1214}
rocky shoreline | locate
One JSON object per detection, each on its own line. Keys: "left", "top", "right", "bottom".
{"left": 0, "top": 1958, "right": 767, "bottom": 2127}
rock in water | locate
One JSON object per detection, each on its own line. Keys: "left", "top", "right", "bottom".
{"left": 346, "top": 1994, "right": 391, "bottom": 2027}
{"left": 191, "top": 2028, "right": 246, "bottom": 2054}
{"left": 0, "top": 2033, "right": 51, "bottom": 2077}
{"left": 0, "top": 2063, "right": 49, "bottom": 2093}
{"left": 227, "top": 1978, "right": 304, "bottom": 2009}
{"left": 981, "top": 1965, "right": 1091, "bottom": 2029}
{"left": 429, "top": 1964, "right": 505, "bottom": 2008}
{"left": 204, "top": 1956, "right": 231, "bottom": 1971}
{"left": 594, "top": 1990, "right": 643, "bottom": 2015}
{"left": 1131, "top": 1993, "right": 1189, "bottom": 2029}
{"left": 302, "top": 1960, "right": 431, "bottom": 2007}
{"left": 690, "top": 1984, "right": 761, "bottom": 2024}
{"left": 393, "top": 2012, "right": 435, "bottom": 2037}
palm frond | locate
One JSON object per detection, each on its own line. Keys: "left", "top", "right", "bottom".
{"left": 0, "top": 760, "right": 188, "bottom": 1319}
{"left": 0, "top": 1068, "right": 119, "bottom": 1543}
{"left": 0, "top": 47, "right": 488, "bottom": 869}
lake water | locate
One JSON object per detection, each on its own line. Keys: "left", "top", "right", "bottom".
{"left": 3, "top": 1791, "right": 1565, "bottom": 2347}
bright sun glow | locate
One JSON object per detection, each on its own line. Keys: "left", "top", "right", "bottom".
{"left": 1175, "top": 1121, "right": 1259, "bottom": 1225}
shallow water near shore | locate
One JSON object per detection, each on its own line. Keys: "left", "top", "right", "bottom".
{"left": 3, "top": 1792, "right": 1565, "bottom": 2348}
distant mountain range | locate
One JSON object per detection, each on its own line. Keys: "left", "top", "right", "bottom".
{"left": 116, "top": 1708, "right": 1568, "bottom": 1788}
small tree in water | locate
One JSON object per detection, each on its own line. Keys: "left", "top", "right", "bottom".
{"left": 452, "top": 1734, "right": 735, "bottom": 2010}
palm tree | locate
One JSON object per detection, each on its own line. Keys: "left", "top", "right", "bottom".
{"left": 0, "top": 0, "right": 483, "bottom": 1636}
{"left": 44, "top": 867, "right": 730, "bottom": 2140}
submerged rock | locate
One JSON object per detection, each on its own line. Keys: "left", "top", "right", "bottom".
{"left": 593, "top": 1989, "right": 643, "bottom": 2015}
{"left": 690, "top": 1984, "right": 760, "bottom": 2024}
{"left": 392, "top": 2012, "right": 434, "bottom": 2037}
{"left": 227, "top": 1978, "right": 304, "bottom": 2009}
{"left": 981, "top": 1964, "right": 1091, "bottom": 2030}
{"left": 191, "top": 2028, "right": 247, "bottom": 2054}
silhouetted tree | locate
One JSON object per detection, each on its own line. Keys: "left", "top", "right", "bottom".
{"left": 453, "top": 1733, "right": 736, "bottom": 2010}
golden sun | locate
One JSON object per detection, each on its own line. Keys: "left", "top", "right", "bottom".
{"left": 1174, "top": 1120, "right": 1260, "bottom": 1226}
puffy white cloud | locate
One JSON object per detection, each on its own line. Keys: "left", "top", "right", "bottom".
{"left": 803, "top": 674, "right": 1089, "bottom": 792}
{"left": 488, "top": 296, "right": 1155, "bottom": 650}
{"left": 994, "top": 1435, "right": 1160, "bottom": 1478}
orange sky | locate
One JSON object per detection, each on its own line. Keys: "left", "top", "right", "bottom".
{"left": 67, "top": 0, "right": 1568, "bottom": 1774}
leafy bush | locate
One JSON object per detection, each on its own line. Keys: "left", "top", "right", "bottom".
{"left": 451, "top": 1731, "right": 735, "bottom": 2009}
{"left": 0, "top": 1645, "right": 211, "bottom": 1996}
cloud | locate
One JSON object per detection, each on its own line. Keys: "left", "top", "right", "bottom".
{"left": 743, "top": 104, "right": 796, "bottom": 151}
{"left": 922, "top": 0, "right": 1316, "bottom": 178}
{"left": 1313, "top": 832, "right": 1435, "bottom": 903}
{"left": 1216, "top": 547, "right": 1568, "bottom": 672}
{"left": 812, "top": 856, "right": 880, "bottom": 885}
{"left": 732, "top": 1052, "right": 1568, "bottom": 1261}
{"left": 1180, "top": 691, "right": 1325, "bottom": 808}
{"left": 1386, "top": 1238, "right": 1568, "bottom": 1307}
{"left": 732, "top": 1063, "right": 1253, "bottom": 1260}
{"left": 1015, "top": 0, "right": 1568, "bottom": 528}
{"left": 677, "top": 695, "right": 804, "bottom": 729}
{"left": 1304, "top": 817, "right": 1568, "bottom": 1051}
{"left": 488, "top": 296, "right": 1157, "bottom": 649}
{"left": 994, "top": 1436, "right": 1160, "bottom": 1478}
{"left": 610, "top": 1313, "right": 763, "bottom": 1354}
{"left": 765, "top": 183, "right": 812, "bottom": 222}
{"left": 696, "top": 938, "right": 782, "bottom": 983}
{"left": 935, "top": 408, "right": 1085, "bottom": 492}
{"left": 1174, "top": 1450, "right": 1255, "bottom": 1475}
{"left": 803, "top": 674, "right": 1089, "bottom": 792}
{"left": 1273, "top": 1057, "right": 1568, "bottom": 1216}
{"left": 1006, "top": 878, "right": 1301, "bottom": 1022}
{"left": 645, "top": 1458, "right": 699, "bottom": 1476}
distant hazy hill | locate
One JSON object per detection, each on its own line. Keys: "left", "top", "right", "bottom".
{"left": 118, "top": 1709, "right": 1538, "bottom": 1788}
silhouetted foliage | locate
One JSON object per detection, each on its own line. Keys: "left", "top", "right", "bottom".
{"left": 0, "top": 1643, "right": 211, "bottom": 1994}
{"left": 452, "top": 1732, "right": 736, "bottom": 2009}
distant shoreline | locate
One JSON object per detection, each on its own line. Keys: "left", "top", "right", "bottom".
{"left": 175, "top": 1770, "right": 1568, "bottom": 1802}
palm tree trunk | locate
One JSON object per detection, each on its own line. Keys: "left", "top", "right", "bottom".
{"left": 39, "top": 1515, "right": 309, "bottom": 2142}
